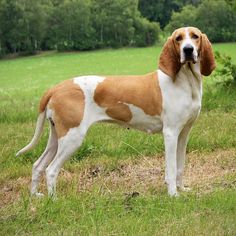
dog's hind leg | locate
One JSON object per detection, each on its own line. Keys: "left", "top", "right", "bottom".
{"left": 45, "top": 125, "right": 87, "bottom": 198}
{"left": 31, "top": 124, "right": 58, "bottom": 197}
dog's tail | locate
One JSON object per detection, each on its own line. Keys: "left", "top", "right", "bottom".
{"left": 16, "top": 112, "right": 46, "bottom": 157}
{"left": 16, "top": 89, "right": 53, "bottom": 157}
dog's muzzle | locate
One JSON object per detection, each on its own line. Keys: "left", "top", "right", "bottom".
{"left": 183, "top": 44, "right": 195, "bottom": 62}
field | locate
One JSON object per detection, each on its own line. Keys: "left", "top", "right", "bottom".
{"left": 0, "top": 43, "right": 236, "bottom": 235}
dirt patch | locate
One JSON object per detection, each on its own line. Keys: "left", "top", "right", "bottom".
{"left": 77, "top": 149, "right": 236, "bottom": 194}
{"left": 1, "top": 149, "right": 235, "bottom": 206}
{"left": 0, "top": 177, "right": 30, "bottom": 208}
{"left": 185, "top": 149, "right": 236, "bottom": 193}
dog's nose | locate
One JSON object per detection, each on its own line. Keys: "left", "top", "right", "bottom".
{"left": 183, "top": 45, "right": 194, "bottom": 55}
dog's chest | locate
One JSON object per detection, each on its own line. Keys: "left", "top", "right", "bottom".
{"left": 158, "top": 68, "right": 202, "bottom": 125}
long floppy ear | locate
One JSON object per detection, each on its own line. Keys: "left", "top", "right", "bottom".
{"left": 200, "top": 34, "right": 216, "bottom": 76}
{"left": 158, "top": 37, "right": 181, "bottom": 80}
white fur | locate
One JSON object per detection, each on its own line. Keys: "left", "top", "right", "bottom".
{"left": 16, "top": 112, "right": 46, "bottom": 156}
{"left": 180, "top": 28, "right": 198, "bottom": 64}
{"left": 128, "top": 104, "right": 162, "bottom": 133}
{"left": 158, "top": 61, "right": 202, "bottom": 195}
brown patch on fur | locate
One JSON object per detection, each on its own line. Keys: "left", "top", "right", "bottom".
{"left": 158, "top": 36, "right": 181, "bottom": 79}
{"left": 200, "top": 34, "right": 216, "bottom": 76}
{"left": 106, "top": 103, "right": 132, "bottom": 122}
{"left": 41, "top": 80, "right": 85, "bottom": 138}
{"left": 94, "top": 72, "right": 162, "bottom": 121}
{"left": 39, "top": 88, "right": 53, "bottom": 113}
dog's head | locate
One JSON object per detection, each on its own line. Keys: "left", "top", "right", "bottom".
{"left": 159, "top": 27, "right": 216, "bottom": 79}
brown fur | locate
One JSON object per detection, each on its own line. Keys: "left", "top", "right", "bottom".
{"left": 106, "top": 103, "right": 132, "bottom": 122}
{"left": 39, "top": 89, "right": 53, "bottom": 113}
{"left": 94, "top": 72, "right": 162, "bottom": 121}
{"left": 40, "top": 80, "right": 85, "bottom": 138}
{"left": 158, "top": 37, "right": 181, "bottom": 80}
{"left": 200, "top": 34, "right": 216, "bottom": 76}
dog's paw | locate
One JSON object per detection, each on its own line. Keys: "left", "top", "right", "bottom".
{"left": 31, "top": 192, "right": 45, "bottom": 198}
{"left": 178, "top": 186, "right": 191, "bottom": 192}
{"left": 168, "top": 187, "right": 179, "bottom": 197}
{"left": 168, "top": 191, "right": 179, "bottom": 197}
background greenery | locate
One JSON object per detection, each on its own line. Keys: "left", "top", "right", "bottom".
{"left": 0, "top": 0, "right": 235, "bottom": 56}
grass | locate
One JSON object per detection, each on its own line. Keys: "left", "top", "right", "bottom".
{"left": 0, "top": 43, "right": 236, "bottom": 235}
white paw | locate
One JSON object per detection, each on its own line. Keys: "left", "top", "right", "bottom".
{"left": 32, "top": 192, "right": 45, "bottom": 198}
{"left": 178, "top": 186, "right": 191, "bottom": 192}
{"left": 168, "top": 187, "right": 179, "bottom": 197}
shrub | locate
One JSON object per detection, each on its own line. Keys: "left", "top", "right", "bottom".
{"left": 165, "top": 0, "right": 236, "bottom": 42}
{"left": 213, "top": 51, "right": 236, "bottom": 85}
{"left": 133, "top": 18, "right": 160, "bottom": 47}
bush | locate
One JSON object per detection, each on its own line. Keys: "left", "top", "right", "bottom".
{"left": 133, "top": 18, "right": 160, "bottom": 47}
{"left": 165, "top": 5, "right": 197, "bottom": 33}
{"left": 213, "top": 51, "right": 236, "bottom": 85}
{"left": 165, "top": 0, "right": 236, "bottom": 42}
{"left": 197, "top": 0, "right": 236, "bottom": 42}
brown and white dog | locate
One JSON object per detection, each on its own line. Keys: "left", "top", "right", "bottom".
{"left": 17, "top": 27, "right": 216, "bottom": 197}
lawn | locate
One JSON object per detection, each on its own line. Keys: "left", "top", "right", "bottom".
{"left": 0, "top": 43, "right": 236, "bottom": 235}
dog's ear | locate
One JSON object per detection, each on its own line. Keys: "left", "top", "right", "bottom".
{"left": 158, "top": 37, "right": 181, "bottom": 80}
{"left": 200, "top": 34, "right": 216, "bottom": 76}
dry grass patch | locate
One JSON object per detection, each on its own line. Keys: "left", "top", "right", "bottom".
{"left": 0, "top": 176, "right": 30, "bottom": 208}
{"left": 76, "top": 149, "right": 236, "bottom": 195}
{"left": 1, "top": 149, "right": 235, "bottom": 207}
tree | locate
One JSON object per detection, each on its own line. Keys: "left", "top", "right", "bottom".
{"left": 0, "top": 0, "right": 51, "bottom": 55}
{"left": 47, "top": 0, "right": 96, "bottom": 51}
{"left": 0, "top": 0, "right": 23, "bottom": 54}
{"left": 165, "top": 0, "right": 236, "bottom": 42}
{"left": 138, "top": 0, "right": 201, "bottom": 29}
{"left": 197, "top": 0, "right": 236, "bottom": 42}
{"left": 92, "top": 0, "right": 137, "bottom": 48}
{"left": 164, "top": 5, "right": 198, "bottom": 33}
{"left": 0, "top": 0, "right": 161, "bottom": 55}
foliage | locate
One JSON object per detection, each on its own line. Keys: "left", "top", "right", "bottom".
{"left": 214, "top": 51, "right": 236, "bottom": 85}
{"left": 0, "top": 0, "right": 160, "bottom": 55}
{"left": 0, "top": 0, "right": 50, "bottom": 55}
{"left": 91, "top": 0, "right": 137, "bottom": 48}
{"left": 165, "top": 0, "right": 236, "bottom": 42}
{"left": 47, "top": 0, "right": 96, "bottom": 51}
{"left": 133, "top": 17, "right": 160, "bottom": 47}
{"left": 138, "top": 0, "right": 201, "bottom": 29}
{"left": 165, "top": 5, "right": 198, "bottom": 32}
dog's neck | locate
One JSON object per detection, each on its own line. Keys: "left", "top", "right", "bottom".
{"left": 177, "top": 61, "right": 202, "bottom": 101}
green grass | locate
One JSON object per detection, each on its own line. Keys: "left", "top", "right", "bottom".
{"left": 1, "top": 190, "right": 236, "bottom": 235}
{"left": 0, "top": 43, "right": 236, "bottom": 235}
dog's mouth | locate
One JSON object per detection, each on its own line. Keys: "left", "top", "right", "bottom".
{"left": 181, "top": 45, "right": 198, "bottom": 64}
{"left": 184, "top": 56, "right": 197, "bottom": 64}
{"left": 181, "top": 54, "right": 198, "bottom": 64}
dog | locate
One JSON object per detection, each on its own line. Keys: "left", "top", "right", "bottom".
{"left": 17, "top": 27, "right": 216, "bottom": 197}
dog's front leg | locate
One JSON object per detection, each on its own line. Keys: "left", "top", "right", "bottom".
{"left": 176, "top": 123, "right": 193, "bottom": 191}
{"left": 163, "top": 128, "right": 179, "bottom": 196}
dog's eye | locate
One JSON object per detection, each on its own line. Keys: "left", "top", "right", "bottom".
{"left": 176, "top": 35, "right": 183, "bottom": 42}
{"left": 192, "top": 34, "right": 199, "bottom": 39}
